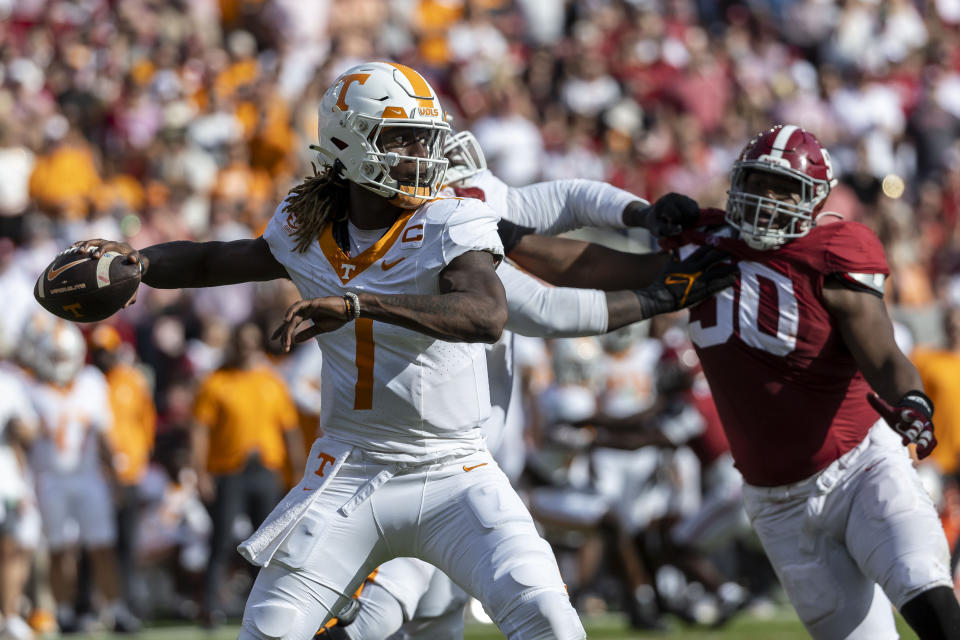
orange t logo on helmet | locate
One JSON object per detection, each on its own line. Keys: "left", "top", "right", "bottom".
{"left": 335, "top": 74, "right": 371, "bottom": 112}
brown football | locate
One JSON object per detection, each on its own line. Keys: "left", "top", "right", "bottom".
{"left": 34, "top": 248, "right": 141, "bottom": 323}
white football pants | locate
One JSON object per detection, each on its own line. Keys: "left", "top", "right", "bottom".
{"left": 743, "top": 420, "right": 953, "bottom": 640}
{"left": 239, "top": 439, "right": 584, "bottom": 640}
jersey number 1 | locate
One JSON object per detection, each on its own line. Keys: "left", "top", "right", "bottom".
{"left": 354, "top": 319, "right": 374, "bottom": 410}
{"left": 689, "top": 261, "right": 799, "bottom": 356}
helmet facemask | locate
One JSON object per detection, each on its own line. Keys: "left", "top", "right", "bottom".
{"left": 725, "top": 161, "right": 830, "bottom": 250}
{"left": 352, "top": 116, "right": 449, "bottom": 208}
{"left": 443, "top": 131, "right": 486, "bottom": 185}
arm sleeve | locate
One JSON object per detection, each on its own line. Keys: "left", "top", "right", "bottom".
{"left": 504, "top": 180, "right": 644, "bottom": 236}
{"left": 499, "top": 261, "right": 609, "bottom": 337}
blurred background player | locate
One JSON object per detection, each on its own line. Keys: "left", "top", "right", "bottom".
{"left": 190, "top": 321, "right": 303, "bottom": 627}
{"left": 25, "top": 319, "right": 139, "bottom": 633}
{"left": 0, "top": 336, "right": 40, "bottom": 640}
{"left": 88, "top": 325, "right": 157, "bottom": 620}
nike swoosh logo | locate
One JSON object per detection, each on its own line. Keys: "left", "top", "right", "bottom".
{"left": 47, "top": 258, "right": 88, "bottom": 281}
{"left": 664, "top": 271, "right": 702, "bottom": 306}
{"left": 302, "top": 486, "right": 315, "bottom": 491}
{"left": 382, "top": 257, "right": 406, "bottom": 271}
{"left": 463, "top": 463, "right": 488, "bottom": 472}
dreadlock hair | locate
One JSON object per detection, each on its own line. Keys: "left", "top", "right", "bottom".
{"left": 284, "top": 161, "right": 350, "bottom": 253}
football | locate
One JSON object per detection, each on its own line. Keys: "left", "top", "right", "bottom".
{"left": 34, "top": 247, "right": 142, "bottom": 323}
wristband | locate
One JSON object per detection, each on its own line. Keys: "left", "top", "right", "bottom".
{"left": 899, "top": 390, "right": 933, "bottom": 419}
{"left": 343, "top": 292, "right": 360, "bottom": 320}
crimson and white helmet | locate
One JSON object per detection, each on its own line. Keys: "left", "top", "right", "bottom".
{"left": 314, "top": 61, "right": 451, "bottom": 208}
{"left": 443, "top": 130, "right": 486, "bottom": 185}
{"left": 33, "top": 319, "right": 85, "bottom": 386}
{"left": 726, "top": 124, "right": 838, "bottom": 250}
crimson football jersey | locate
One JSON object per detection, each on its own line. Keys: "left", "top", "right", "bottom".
{"left": 681, "top": 211, "right": 889, "bottom": 486}
{"left": 688, "top": 387, "right": 730, "bottom": 470}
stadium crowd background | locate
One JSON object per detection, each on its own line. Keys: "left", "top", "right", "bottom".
{"left": 3, "top": 0, "right": 960, "bottom": 633}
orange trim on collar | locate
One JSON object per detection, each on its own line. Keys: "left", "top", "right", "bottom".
{"left": 318, "top": 210, "right": 417, "bottom": 284}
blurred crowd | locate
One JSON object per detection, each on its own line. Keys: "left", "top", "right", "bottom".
{"left": 3, "top": 0, "right": 960, "bottom": 635}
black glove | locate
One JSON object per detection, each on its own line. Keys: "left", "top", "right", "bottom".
{"left": 626, "top": 193, "right": 701, "bottom": 237}
{"left": 634, "top": 247, "right": 737, "bottom": 318}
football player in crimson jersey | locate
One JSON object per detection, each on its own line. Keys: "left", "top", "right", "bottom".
{"left": 511, "top": 124, "right": 960, "bottom": 639}
{"left": 68, "top": 61, "right": 735, "bottom": 640}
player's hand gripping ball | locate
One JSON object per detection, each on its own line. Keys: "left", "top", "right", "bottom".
{"left": 34, "top": 244, "right": 142, "bottom": 322}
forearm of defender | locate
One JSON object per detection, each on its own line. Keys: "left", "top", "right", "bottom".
{"left": 508, "top": 234, "right": 669, "bottom": 290}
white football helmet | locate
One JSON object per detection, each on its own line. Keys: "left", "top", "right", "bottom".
{"left": 314, "top": 61, "right": 451, "bottom": 208}
{"left": 549, "top": 337, "right": 604, "bottom": 388}
{"left": 443, "top": 130, "right": 486, "bottom": 185}
{"left": 17, "top": 311, "right": 57, "bottom": 374}
{"left": 33, "top": 319, "right": 85, "bottom": 386}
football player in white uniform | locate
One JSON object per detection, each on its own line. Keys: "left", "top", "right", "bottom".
{"left": 73, "top": 61, "right": 735, "bottom": 640}
{"left": 314, "top": 134, "right": 713, "bottom": 639}
{"left": 0, "top": 351, "right": 39, "bottom": 640}
{"left": 25, "top": 319, "right": 137, "bottom": 632}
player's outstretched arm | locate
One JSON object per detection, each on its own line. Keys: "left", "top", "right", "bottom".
{"left": 505, "top": 233, "right": 670, "bottom": 290}
{"left": 505, "top": 182, "right": 698, "bottom": 238}
{"left": 823, "top": 280, "right": 937, "bottom": 457}
{"left": 505, "top": 180, "right": 643, "bottom": 235}
{"left": 501, "top": 244, "right": 735, "bottom": 337}
{"left": 273, "top": 250, "right": 508, "bottom": 350}
{"left": 72, "top": 237, "right": 289, "bottom": 288}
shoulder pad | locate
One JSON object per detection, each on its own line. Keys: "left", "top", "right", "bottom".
{"left": 820, "top": 221, "right": 889, "bottom": 276}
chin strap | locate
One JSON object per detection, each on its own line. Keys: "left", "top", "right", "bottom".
{"left": 814, "top": 211, "right": 844, "bottom": 224}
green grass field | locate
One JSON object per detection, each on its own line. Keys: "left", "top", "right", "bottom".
{"left": 85, "top": 610, "right": 919, "bottom": 639}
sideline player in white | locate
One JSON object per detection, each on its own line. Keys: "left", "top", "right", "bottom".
{"left": 0, "top": 350, "right": 39, "bottom": 640}
{"left": 25, "top": 319, "right": 137, "bottom": 632}
{"left": 72, "top": 61, "right": 735, "bottom": 640}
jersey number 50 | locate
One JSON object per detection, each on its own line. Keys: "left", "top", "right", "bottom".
{"left": 688, "top": 262, "right": 799, "bottom": 357}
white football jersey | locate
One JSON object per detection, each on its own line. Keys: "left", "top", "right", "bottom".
{"left": 263, "top": 196, "right": 503, "bottom": 462}
{"left": 29, "top": 366, "right": 112, "bottom": 475}
{"left": 0, "top": 368, "right": 38, "bottom": 500}
{"left": 598, "top": 340, "right": 663, "bottom": 417}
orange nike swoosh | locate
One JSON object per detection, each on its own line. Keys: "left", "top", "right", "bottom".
{"left": 665, "top": 271, "right": 702, "bottom": 306}
{"left": 382, "top": 257, "right": 406, "bottom": 270}
{"left": 463, "top": 463, "right": 488, "bottom": 472}
{"left": 302, "top": 487, "right": 315, "bottom": 491}
{"left": 47, "top": 258, "right": 88, "bottom": 281}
